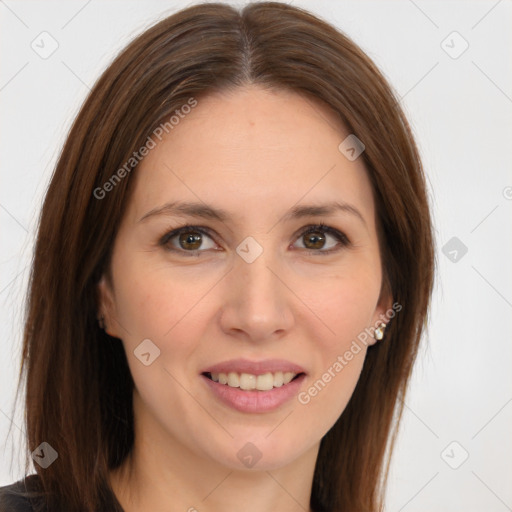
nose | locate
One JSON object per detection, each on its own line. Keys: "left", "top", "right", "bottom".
{"left": 219, "top": 245, "right": 295, "bottom": 343}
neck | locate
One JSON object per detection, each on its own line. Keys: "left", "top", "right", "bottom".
{"left": 109, "top": 395, "right": 318, "bottom": 512}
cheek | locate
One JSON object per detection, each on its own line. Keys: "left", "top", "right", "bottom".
{"left": 111, "top": 258, "right": 220, "bottom": 385}
{"left": 309, "top": 266, "right": 380, "bottom": 350}
{"left": 112, "top": 254, "right": 204, "bottom": 341}
{"left": 111, "top": 265, "right": 208, "bottom": 413}
{"left": 296, "top": 269, "right": 378, "bottom": 424}
{"left": 298, "top": 349, "right": 366, "bottom": 437}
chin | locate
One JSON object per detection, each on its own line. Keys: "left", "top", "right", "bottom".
{"left": 206, "top": 433, "right": 313, "bottom": 472}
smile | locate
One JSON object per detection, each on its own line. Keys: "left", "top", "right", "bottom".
{"left": 204, "top": 371, "right": 302, "bottom": 391}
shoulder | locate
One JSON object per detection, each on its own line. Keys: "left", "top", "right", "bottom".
{"left": 0, "top": 474, "right": 123, "bottom": 512}
{"left": 0, "top": 474, "right": 44, "bottom": 512}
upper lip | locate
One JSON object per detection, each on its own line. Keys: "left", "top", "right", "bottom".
{"left": 201, "top": 358, "right": 307, "bottom": 376}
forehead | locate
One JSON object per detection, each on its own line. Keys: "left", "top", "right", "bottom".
{"left": 128, "top": 86, "right": 375, "bottom": 226}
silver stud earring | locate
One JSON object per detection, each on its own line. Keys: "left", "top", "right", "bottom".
{"left": 98, "top": 316, "right": 105, "bottom": 330}
{"left": 374, "top": 322, "right": 386, "bottom": 341}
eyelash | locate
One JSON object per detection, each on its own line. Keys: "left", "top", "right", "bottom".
{"left": 158, "top": 223, "right": 351, "bottom": 257}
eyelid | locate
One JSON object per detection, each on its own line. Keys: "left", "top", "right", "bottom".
{"left": 291, "top": 224, "right": 351, "bottom": 249}
{"left": 158, "top": 223, "right": 351, "bottom": 256}
{"left": 158, "top": 225, "right": 219, "bottom": 251}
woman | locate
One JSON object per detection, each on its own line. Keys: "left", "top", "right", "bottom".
{"left": 0, "top": 2, "right": 435, "bottom": 511}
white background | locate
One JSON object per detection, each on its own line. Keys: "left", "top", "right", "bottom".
{"left": 1, "top": 1, "right": 511, "bottom": 510}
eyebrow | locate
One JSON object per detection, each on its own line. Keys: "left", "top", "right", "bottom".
{"left": 138, "top": 200, "right": 367, "bottom": 227}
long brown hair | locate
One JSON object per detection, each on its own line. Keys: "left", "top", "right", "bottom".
{"left": 6, "top": 2, "right": 435, "bottom": 511}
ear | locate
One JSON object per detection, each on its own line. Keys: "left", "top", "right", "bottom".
{"left": 367, "top": 280, "right": 394, "bottom": 346}
{"left": 97, "top": 274, "right": 121, "bottom": 338}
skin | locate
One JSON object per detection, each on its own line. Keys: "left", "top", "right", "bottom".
{"left": 98, "top": 84, "right": 392, "bottom": 512}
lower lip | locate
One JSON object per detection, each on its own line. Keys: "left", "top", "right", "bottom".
{"left": 201, "top": 374, "right": 306, "bottom": 413}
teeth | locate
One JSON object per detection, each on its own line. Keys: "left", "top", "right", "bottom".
{"left": 283, "top": 372, "right": 295, "bottom": 384}
{"left": 273, "top": 371, "right": 284, "bottom": 387}
{"left": 240, "top": 373, "right": 257, "bottom": 390}
{"left": 208, "top": 371, "right": 299, "bottom": 390}
{"left": 227, "top": 372, "right": 239, "bottom": 387}
{"left": 256, "top": 373, "right": 274, "bottom": 391}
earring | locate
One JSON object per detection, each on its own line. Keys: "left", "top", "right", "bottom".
{"left": 98, "top": 316, "right": 105, "bottom": 330}
{"left": 374, "top": 322, "right": 386, "bottom": 341}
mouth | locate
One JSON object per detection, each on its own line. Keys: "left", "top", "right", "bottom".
{"left": 202, "top": 371, "right": 305, "bottom": 391}
{"left": 200, "top": 358, "right": 307, "bottom": 412}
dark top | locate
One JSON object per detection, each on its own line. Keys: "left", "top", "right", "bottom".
{"left": 0, "top": 475, "right": 42, "bottom": 512}
{"left": 0, "top": 474, "right": 125, "bottom": 512}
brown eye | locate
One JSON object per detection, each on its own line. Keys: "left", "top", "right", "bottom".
{"left": 178, "top": 231, "right": 203, "bottom": 250}
{"left": 159, "top": 223, "right": 349, "bottom": 257}
{"left": 292, "top": 224, "right": 350, "bottom": 254}
{"left": 302, "top": 230, "right": 327, "bottom": 250}
{"left": 160, "top": 226, "right": 217, "bottom": 254}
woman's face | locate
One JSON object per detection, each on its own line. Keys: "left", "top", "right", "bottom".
{"left": 99, "top": 85, "right": 391, "bottom": 472}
